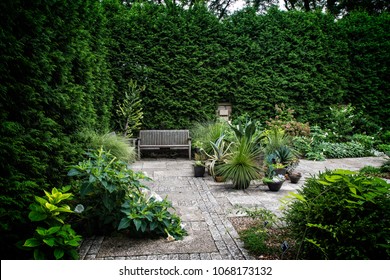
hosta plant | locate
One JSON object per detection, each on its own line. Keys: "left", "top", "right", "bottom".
{"left": 284, "top": 169, "right": 390, "bottom": 259}
{"left": 118, "top": 191, "right": 187, "bottom": 240}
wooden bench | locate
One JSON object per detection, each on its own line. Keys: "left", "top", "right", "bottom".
{"left": 137, "top": 130, "right": 191, "bottom": 159}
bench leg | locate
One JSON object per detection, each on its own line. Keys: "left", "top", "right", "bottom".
{"left": 188, "top": 145, "right": 191, "bottom": 160}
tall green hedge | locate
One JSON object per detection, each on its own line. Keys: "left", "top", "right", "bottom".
{"left": 339, "top": 11, "right": 390, "bottom": 133}
{"left": 106, "top": 2, "right": 226, "bottom": 129}
{"left": 225, "top": 8, "right": 349, "bottom": 125}
{"left": 0, "top": 0, "right": 114, "bottom": 259}
{"left": 105, "top": 3, "right": 388, "bottom": 131}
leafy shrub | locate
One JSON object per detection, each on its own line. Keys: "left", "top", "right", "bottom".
{"left": 292, "top": 135, "right": 326, "bottom": 161}
{"left": 284, "top": 169, "right": 390, "bottom": 259}
{"left": 236, "top": 207, "right": 293, "bottom": 259}
{"left": 377, "top": 144, "right": 390, "bottom": 155}
{"left": 118, "top": 191, "right": 186, "bottom": 240}
{"left": 351, "top": 134, "right": 375, "bottom": 150}
{"left": 240, "top": 227, "right": 270, "bottom": 256}
{"left": 23, "top": 187, "right": 81, "bottom": 260}
{"left": 266, "top": 104, "right": 310, "bottom": 137}
{"left": 325, "top": 104, "right": 357, "bottom": 141}
{"left": 380, "top": 159, "right": 390, "bottom": 173}
{"left": 321, "top": 141, "right": 372, "bottom": 158}
{"left": 68, "top": 148, "right": 149, "bottom": 235}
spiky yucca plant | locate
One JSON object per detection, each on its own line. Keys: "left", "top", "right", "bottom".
{"left": 219, "top": 137, "right": 262, "bottom": 189}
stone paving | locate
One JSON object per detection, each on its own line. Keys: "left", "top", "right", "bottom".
{"left": 79, "top": 156, "right": 387, "bottom": 260}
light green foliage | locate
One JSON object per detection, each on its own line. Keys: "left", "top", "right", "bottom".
{"left": 325, "top": 104, "right": 356, "bottom": 141}
{"left": 0, "top": 0, "right": 114, "bottom": 258}
{"left": 78, "top": 130, "right": 136, "bottom": 162}
{"left": 236, "top": 206, "right": 289, "bottom": 258}
{"left": 190, "top": 119, "right": 232, "bottom": 154}
{"left": 284, "top": 169, "right": 390, "bottom": 259}
{"left": 292, "top": 126, "right": 329, "bottom": 161}
{"left": 118, "top": 191, "right": 187, "bottom": 240}
{"left": 23, "top": 187, "right": 81, "bottom": 260}
{"left": 321, "top": 141, "right": 373, "bottom": 158}
{"left": 351, "top": 134, "right": 375, "bottom": 150}
{"left": 116, "top": 80, "right": 144, "bottom": 138}
{"left": 68, "top": 148, "right": 149, "bottom": 234}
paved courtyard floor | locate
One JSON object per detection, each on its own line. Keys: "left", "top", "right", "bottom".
{"left": 79, "top": 156, "right": 387, "bottom": 260}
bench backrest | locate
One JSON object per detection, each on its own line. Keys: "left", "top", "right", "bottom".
{"left": 139, "top": 130, "right": 190, "bottom": 146}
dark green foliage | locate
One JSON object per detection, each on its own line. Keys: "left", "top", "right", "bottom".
{"left": 118, "top": 191, "right": 187, "bottom": 240}
{"left": 284, "top": 169, "right": 390, "bottom": 259}
{"left": 68, "top": 148, "right": 149, "bottom": 235}
{"left": 339, "top": 11, "right": 390, "bottom": 133}
{"left": 0, "top": 0, "right": 114, "bottom": 258}
{"left": 225, "top": 8, "right": 349, "bottom": 126}
{"left": 105, "top": 2, "right": 223, "bottom": 129}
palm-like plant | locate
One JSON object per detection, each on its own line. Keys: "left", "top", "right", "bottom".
{"left": 218, "top": 135, "right": 262, "bottom": 189}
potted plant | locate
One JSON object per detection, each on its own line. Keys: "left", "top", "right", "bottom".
{"left": 193, "top": 140, "right": 204, "bottom": 155}
{"left": 288, "top": 172, "right": 302, "bottom": 184}
{"left": 193, "top": 153, "right": 206, "bottom": 177}
{"left": 203, "top": 135, "right": 232, "bottom": 182}
{"left": 218, "top": 137, "right": 262, "bottom": 189}
{"left": 272, "top": 162, "right": 287, "bottom": 176}
{"left": 263, "top": 165, "right": 285, "bottom": 191}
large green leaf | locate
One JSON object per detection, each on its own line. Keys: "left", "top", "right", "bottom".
{"left": 43, "top": 238, "right": 56, "bottom": 247}
{"left": 28, "top": 211, "right": 47, "bottom": 222}
{"left": 67, "top": 168, "right": 81, "bottom": 177}
{"left": 118, "top": 218, "right": 130, "bottom": 230}
{"left": 24, "top": 238, "right": 41, "bottom": 248}
{"left": 54, "top": 248, "right": 65, "bottom": 260}
{"left": 133, "top": 219, "right": 142, "bottom": 231}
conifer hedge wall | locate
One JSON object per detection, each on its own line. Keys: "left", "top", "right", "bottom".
{"left": 0, "top": 0, "right": 114, "bottom": 258}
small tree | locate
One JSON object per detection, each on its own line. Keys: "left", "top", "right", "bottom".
{"left": 116, "top": 80, "right": 145, "bottom": 138}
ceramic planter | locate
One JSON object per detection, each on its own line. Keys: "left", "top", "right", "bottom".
{"left": 266, "top": 180, "right": 284, "bottom": 191}
{"left": 289, "top": 173, "right": 302, "bottom": 184}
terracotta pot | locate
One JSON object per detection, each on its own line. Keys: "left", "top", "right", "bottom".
{"left": 214, "top": 175, "right": 225, "bottom": 182}
{"left": 289, "top": 173, "right": 302, "bottom": 184}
